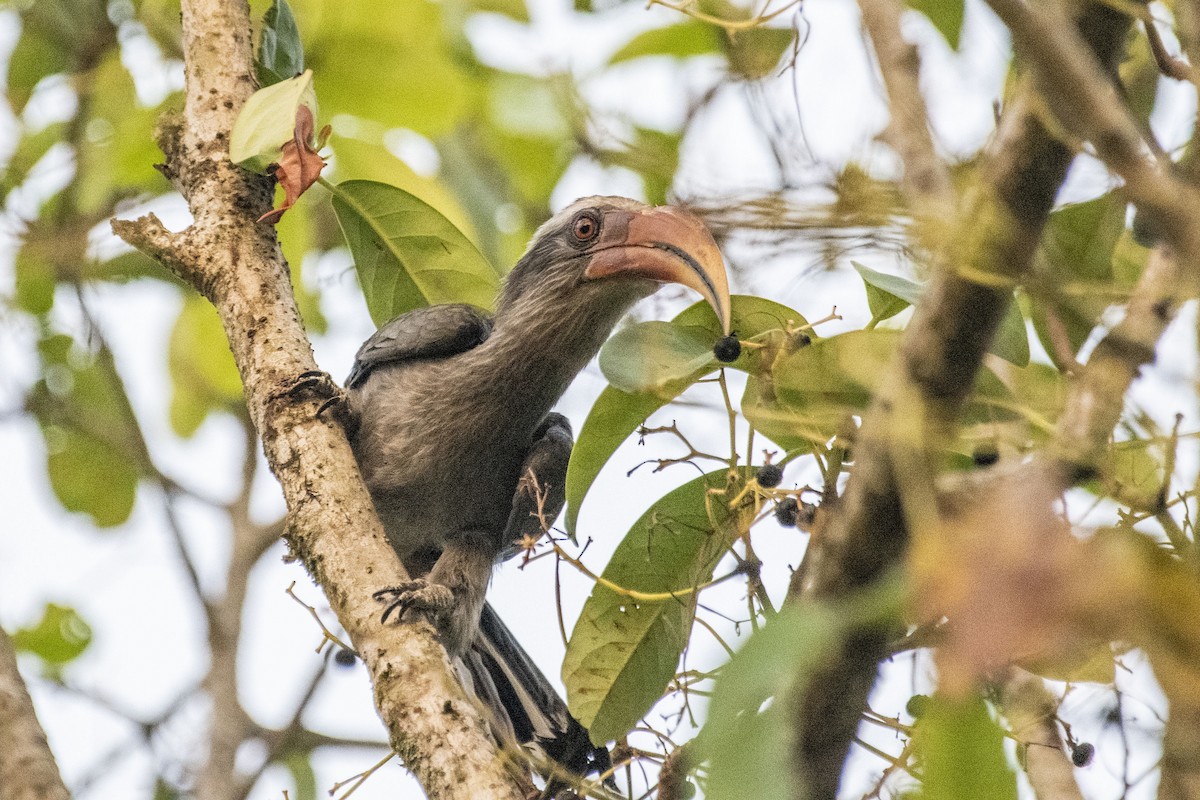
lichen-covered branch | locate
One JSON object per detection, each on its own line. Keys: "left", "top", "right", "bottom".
{"left": 0, "top": 627, "right": 70, "bottom": 800}
{"left": 110, "top": 0, "right": 527, "bottom": 797}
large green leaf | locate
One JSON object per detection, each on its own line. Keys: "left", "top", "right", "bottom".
{"left": 915, "top": 695, "right": 1019, "bottom": 800}
{"left": 329, "top": 179, "right": 499, "bottom": 324}
{"left": 565, "top": 296, "right": 807, "bottom": 534}
{"left": 563, "top": 469, "right": 751, "bottom": 744}
{"left": 725, "top": 27, "right": 794, "bottom": 79}
{"left": 608, "top": 20, "right": 722, "bottom": 64}
{"left": 701, "top": 574, "right": 904, "bottom": 800}
{"left": 257, "top": 0, "right": 305, "bottom": 87}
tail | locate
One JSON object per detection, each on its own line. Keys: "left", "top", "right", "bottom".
{"left": 461, "top": 602, "right": 613, "bottom": 782}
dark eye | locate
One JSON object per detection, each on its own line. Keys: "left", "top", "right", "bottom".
{"left": 572, "top": 213, "right": 599, "bottom": 242}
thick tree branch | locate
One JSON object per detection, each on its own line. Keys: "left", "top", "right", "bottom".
{"left": 785, "top": 5, "right": 1135, "bottom": 798}
{"left": 111, "top": 0, "right": 528, "bottom": 797}
{"left": 0, "top": 628, "right": 70, "bottom": 800}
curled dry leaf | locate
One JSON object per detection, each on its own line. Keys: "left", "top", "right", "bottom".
{"left": 258, "top": 104, "right": 327, "bottom": 225}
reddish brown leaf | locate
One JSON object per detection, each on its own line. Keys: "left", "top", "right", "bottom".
{"left": 258, "top": 104, "right": 326, "bottom": 224}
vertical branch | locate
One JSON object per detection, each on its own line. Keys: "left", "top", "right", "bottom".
{"left": 0, "top": 627, "right": 70, "bottom": 800}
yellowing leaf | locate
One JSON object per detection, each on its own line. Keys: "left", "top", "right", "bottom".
{"left": 229, "top": 69, "right": 318, "bottom": 172}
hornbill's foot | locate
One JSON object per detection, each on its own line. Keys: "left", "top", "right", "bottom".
{"left": 282, "top": 370, "right": 353, "bottom": 427}
{"left": 373, "top": 580, "right": 455, "bottom": 626}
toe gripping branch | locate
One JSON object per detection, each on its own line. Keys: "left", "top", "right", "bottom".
{"left": 284, "top": 370, "right": 355, "bottom": 432}
{"left": 373, "top": 580, "right": 455, "bottom": 626}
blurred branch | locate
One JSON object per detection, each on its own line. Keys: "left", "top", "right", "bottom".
{"left": 0, "top": 627, "right": 70, "bottom": 800}
{"left": 110, "top": 0, "right": 530, "bottom": 797}
{"left": 995, "top": 668, "right": 1083, "bottom": 800}
{"left": 784, "top": 4, "right": 1137, "bottom": 798}
{"left": 855, "top": 0, "right": 954, "bottom": 218}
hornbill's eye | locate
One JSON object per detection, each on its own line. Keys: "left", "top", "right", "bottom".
{"left": 571, "top": 212, "right": 600, "bottom": 243}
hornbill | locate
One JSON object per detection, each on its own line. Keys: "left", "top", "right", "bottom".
{"left": 338, "top": 196, "right": 731, "bottom": 779}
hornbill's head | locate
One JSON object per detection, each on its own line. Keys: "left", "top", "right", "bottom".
{"left": 497, "top": 196, "right": 731, "bottom": 335}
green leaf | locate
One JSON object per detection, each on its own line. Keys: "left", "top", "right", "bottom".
{"left": 701, "top": 575, "right": 904, "bottom": 800}
{"left": 915, "top": 695, "right": 1019, "bottom": 800}
{"left": 330, "top": 179, "right": 499, "bottom": 324}
{"left": 31, "top": 335, "right": 143, "bottom": 527}
{"left": 851, "top": 262, "right": 1028, "bottom": 366}
{"left": 725, "top": 27, "right": 794, "bottom": 78}
{"left": 566, "top": 296, "right": 807, "bottom": 534}
{"left": 283, "top": 752, "right": 318, "bottom": 800}
{"left": 257, "top": 0, "right": 305, "bottom": 87}
{"left": 563, "top": 469, "right": 751, "bottom": 743}
{"left": 600, "top": 321, "right": 715, "bottom": 395}
{"left": 852, "top": 261, "right": 920, "bottom": 323}
{"left": 1030, "top": 193, "right": 1129, "bottom": 358}
{"left": 229, "top": 69, "right": 317, "bottom": 172}
{"left": 990, "top": 296, "right": 1030, "bottom": 368}
{"left": 305, "top": 0, "right": 479, "bottom": 138}
{"left": 908, "top": 0, "right": 965, "bottom": 50}
{"left": 609, "top": 20, "right": 722, "bottom": 64}
{"left": 168, "top": 296, "right": 245, "bottom": 437}
{"left": 11, "top": 604, "right": 93, "bottom": 665}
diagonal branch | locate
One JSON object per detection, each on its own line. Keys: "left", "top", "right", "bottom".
{"left": 110, "top": 0, "right": 528, "bottom": 797}
{"left": 0, "top": 627, "right": 70, "bottom": 800}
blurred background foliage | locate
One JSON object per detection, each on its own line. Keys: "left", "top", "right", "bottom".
{"left": 3, "top": 0, "right": 1199, "bottom": 797}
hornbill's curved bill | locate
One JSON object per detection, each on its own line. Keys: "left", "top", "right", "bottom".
{"left": 580, "top": 204, "right": 732, "bottom": 334}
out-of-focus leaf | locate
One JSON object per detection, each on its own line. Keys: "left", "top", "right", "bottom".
{"left": 608, "top": 20, "right": 722, "bottom": 64}
{"left": 8, "top": 0, "right": 112, "bottom": 112}
{"left": 852, "top": 261, "right": 919, "bottom": 323}
{"left": 564, "top": 469, "right": 753, "bottom": 744}
{"left": 229, "top": 70, "right": 318, "bottom": 172}
{"left": 330, "top": 179, "right": 499, "bottom": 324}
{"left": 30, "top": 335, "right": 143, "bottom": 527}
{"left": 701, "top": 574, "right": 904, "bottom": 800}
{"left": 168, "top": 295, "right": 245, "bottom": 437}
{"left": 591, "top": 127, "right": 681, "bottom": 207}
{"left": 915, "top": 695, "right": 1019, "bottom": 800}
{"left": 76, "top": 55, "right": 174, "bottom": 215}
{"left": 257, "top": 0, "right": 305, "bottom": 87}
{"left": 305, "top": 0, "right": 479, "bottom": 138}
{"left": 852, "top": 262, "right": 1028, "bottom": 365}
{"left": 14, "top": 252, "right": 56, "bottom": 315}
{"left": 1030, "top": 193, "right": 1128, "bottom": 358}
{"left": 283, "top": 752, "right": 318, "bottom": 800}
{"left": 11, "top": 604, "right": 92, "bottom": 665}
{"left": 486, "top": 71, "right": 568, "bottom": 139}
{"left": 725, "top": 27, "right": 794, "bottom": 78}
{"left": 1106, "top": 438, "right": 1165, "bottom": 501}
{"left": 567, "top": 296, "right": 807, "bottom": 534}
{"left": 907, "top": 0, "right": 965, "bottom": 50}
{"left": 991, "top": 297, "right": 1030, "bottom": 368}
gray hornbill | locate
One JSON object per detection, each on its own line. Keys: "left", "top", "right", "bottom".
{"left": 335, "top": 196, "right": 730, "bottom": 779}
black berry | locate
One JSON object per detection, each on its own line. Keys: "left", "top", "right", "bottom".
{"left": 334, "top": 648, "right": 357, "bottom": 667}
{"left": 774, "top": 497, "right": 799, "bottom": 527}
{"left": 790, "top": 331, "right": 812, "bottom": 350}
{"left": 905, "top": 694, "right": 930, "bottom": 719}
{"left": 679, "top": 779, "right": 697, "bottom": 799}
{"left": 972, "top": 444, "right": 999, "bottom": 467}
{"left": 714, "top": 335, "right": 741, "bottom": 363}
{"left": 797, "top": 502, "right": 817, "bottom": 527}
{"left": 757, "top": 463, "right": 783, "bottom": 488}
{"left": 1071, "top": 742, "right": 1095, "bottom": 767}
